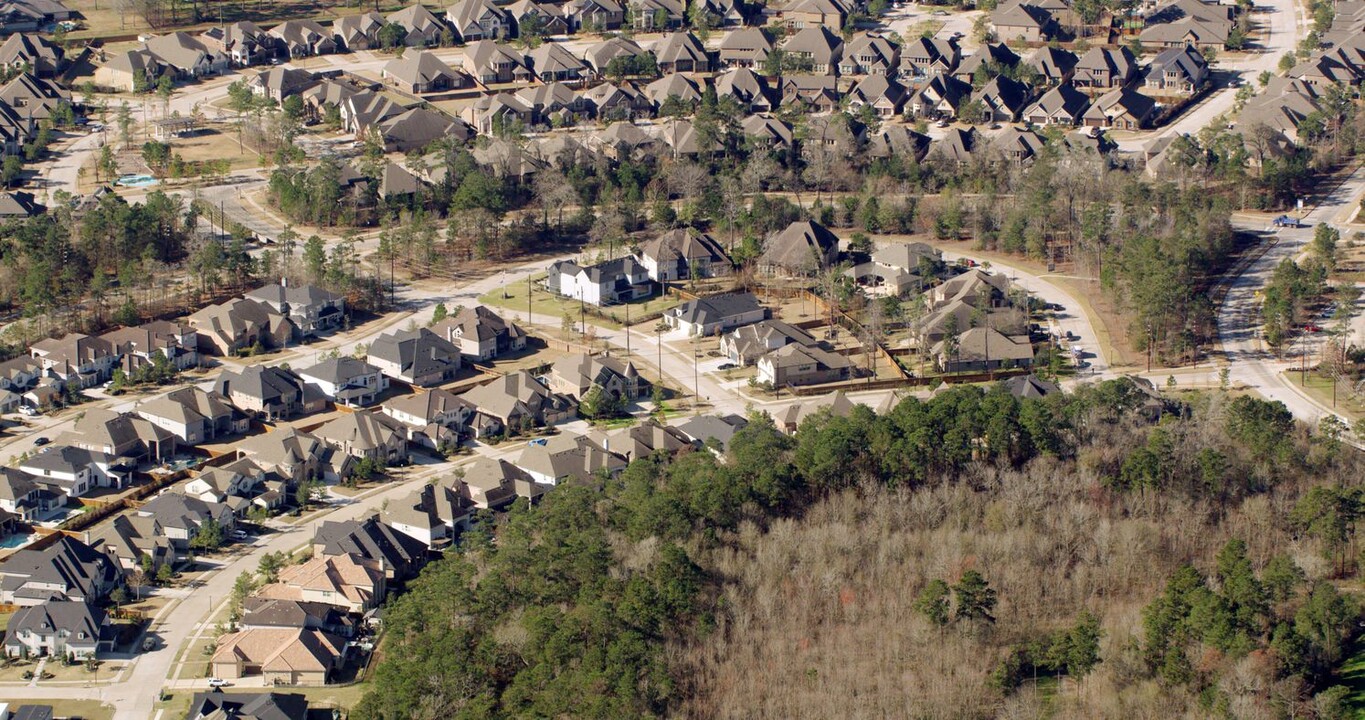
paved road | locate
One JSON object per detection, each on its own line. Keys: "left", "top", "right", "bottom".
{"left": 1115, "top": 0, "right": 1303, "bottom": 152}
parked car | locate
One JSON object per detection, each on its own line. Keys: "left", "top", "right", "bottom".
{"left": 717, "top": 362, "right": 737, "bottom": 370}
{"left": 207, "top": 678, "right": 229, "bottom": 688}
{"left": 32, "top": 436, "right": 49, "bottom": 446}
{"left": 18, "top": 405, "right": 37, "bottom": 416}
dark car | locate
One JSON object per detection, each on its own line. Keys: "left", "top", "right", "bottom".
{"left": 718, "top": 362, "right": 738, "bottom": 370}
{"left": 33, "top": 436, "right": 49, "bottom": 446}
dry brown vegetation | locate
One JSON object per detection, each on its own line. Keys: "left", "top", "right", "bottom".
{"left": 672, "top": 402, "right": 1356, "bottom": 720}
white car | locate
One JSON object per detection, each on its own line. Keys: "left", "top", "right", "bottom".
{"left": 207, "top": 678, "right": 229, "bottom": 687}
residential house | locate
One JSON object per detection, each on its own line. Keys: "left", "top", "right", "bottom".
{"left": 134, "top": 387, "right": 246, "bottom": 444}
{"left": 508, "top": 0, "right": 570, "bottom": 37}
{"left": 136, "top": 492, "right": 234, "bottom": 553}
{"left": 463, "top": 40, "right": 530, "bottom": 84}
{"left": 1023, "top": 82, "right": 1090, "bottom": 125}
{"left": 100, "top": 320, "right": 200, "bottom": 373}
{"left": 1027, "top": 45, "right": 1078, "bottom": 85}
{"left": 975, "top": 75, "right": 1031, "bottom": 123}
{"left": 644, "top": 72, "right": 702, "bottom": 109}
{"left": 335, "top": 12, "right": 386, "bottom": 50}
{"left": 3, "top": 599, "right": 107, "bottom": 659}
{"left": 144, "top": 31, "right": 230, "bottom": 80}
{"left": 460, "top": 370, "right": 576, "bottom": 431}
{"left": 907, "top": 74, "right": 971, "bottom": 118}
{"left": 579, "top": 83, "right": 653, "bottom": 121}
{"left": 431, "top": 305, "right": 527, "bottom": 361}
{"left": 741, "top": 112, "right": 795, "bottom": 148}
{"left": 1073, "top": 45, "right": 1138, "bottom": 90}
{"left": 873, "top": 241, "right": 942, "bottom": 274}
{"left": 713, "top": 67, "right": 772, "bottom": 112}
{"left": 722, "top": 319, "right": 820, "bottom": 366}
{"left": 544, "top": 256, "right": 653, "bottom": 305}
{"left": 0, "top": 355, "right": 44, "bottom": 392}
{"left": 636, "top": 227, "right": 732, "bottom": 282}
{"left": 188, "top": 297, "right": 296, "bottom": 356}
{"left": 626, "top": 0, "right": 684, "bottom": 30}
{"left": 783, "top": 26, "right": 842, "bottom": 75}
{"left": 1002, "top": 373, "right": 1061, "bottom": 398}
{"left": 215, "top": 365, "right": 323, "bottom": 421}
{"left": 235, "top": 427, "right": 352, "bottom": 485}
{"left": 676, "top": 413, "right": 749, "bottom": 453}
{"left": 847, "top": 74, "right": 906, "bottom": 117}
{"left": 866, "top": 124, "right": 930, "bottom": 160}
{"left": 515, "top": 434, "right": 626, "bottom": 485}
{"left": 249, "top": 66, "right": 318, "bottom": 104}
{"left": 758, "top": 220, "right": 840, "bottom": 276}
{"left": 0, "top": 33, "right": 63, "bottom": 77}
{"left": 311, "top": 411, "right": 409, "bottom": 466}
{"left": 381, "top": 388, "right": 474, "bottom": 447}
{"left": 563, "top": 0, "right": 624, "bottom": 32}
{"left": 547, "top": 353, "right": 642, "bottom": 400}
{"left": 756, "top": 343, "right": 851, "bottom": 386}
{"left": 379, "top": 107, "right": 471, "bottom": 152}
{"left": 991, "top": 1, "right": 1056, "bottom": 42}
{"left": 593, "top": 418, "right": 694, "bottom": 461}
{"left": 696, "top": 0, "right": 744, "bottom": 26}
{"left": 255, "top": 553, "right": 386, "bottom": 613}
{"left": 990, "top": 126, "right": 1047, "bottom": 164}
{"left": 30, "top": 333, "right": 117, "bottom": 388}
{"left": 367, "top": 328, "right": 462, "bottom": 387}
{"left": 664, "top": 292, "right": 767, "bottom": 337}
{"left": 516, "top": 81, "right": 587, "bottom": 123}
{"left": 209, "top": 628, "right": 343, "bottom": 685}
{"left": 779, "top": 0, "right": 851, "bottom": 31}
{"left": 466, "top": 92, "right": 534, "bottom": 135}
{"left": 840, "top": 34, "right": 899, "bottom": 76}
{"left": 269, "top": 20, "right": 338, "bottom": 57}
{"left": 240, "top": 598, "right": 356, "bottom": 638}
{"left": 184, "top": 459, "right": 267, "bottom": 514}
{"left": 387, "top": 4, "right": 450, "bottom": 46}
{"left": 718, "top": 27, "right": 772, "bottom": 68}
{"left": 199, "top": 21, "right": 274, "bottom": 66}
{"left": 244, "top": 283, "right": 345, "bottom": 337}
{"left": 931, "top": 268, "right": 1012, "bottom": 308}
{"left": 0, "top": 72, "right": 70, "bottom": 124}
{"left": 652, "top": 31, "right": 709, "bottom": 73}
{"left": 446, "top": 0, "right": 511, "bottom": 41}
{"left": 382, "top": 480, "right": 471, "bottom": 547}
{"left": 845, "top": 260, "right": 916, "bottom": 296}
{"left": 298, "top": 357, "right": 389, "bottom": 408}
{"left": 900, "top": 36, "right": 958, "bottom": 80}
{"left": 382, "top": 51, "right": 471, "bottom": 93}
{"left": 0, "top": 536, "right": 119, "bottom": 605}
{"left": 87, "top": 513, "right": 172, "bottom": 575}
{"left": 954, "top": 43, "right": 1020, "bottom": 84}
{"left": 19, "top": 445, "right": 131, "bottom": 498}
{"left": 932, "top": 326, "right": 1034, "bottom": 373}
{"left": 0, "top": 189, "right": 42, "bottom": 219}
{"left": 57, "top": 409, "right": 175, "bottom": 466}
{"left": 184, "top": 691, "right": 310, "bottom": 720}
{"left": 95, "top": 49, "right": 168, "bottom": 92}
{"left": 1139, "top": 0, "right": 1234, "bottom": 50}
{"left": 1082, "top": 86, "right": 1158, "bottom": 129}
{"left": 312, "top": 515, "right": 427, "bottom": 580}
{"left": 0, "top": 467, "right": 41, "bottom": 521}
{"left": 459, "top": 456, "right": 546, "bottom": 508}
{"left": 1143, "top": 44, "right": 1209, "bottom": 95}
{"left": 527, "top": 42, "right": 590, "bottom": 83}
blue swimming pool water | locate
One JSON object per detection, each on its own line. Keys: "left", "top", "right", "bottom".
{"left": 0, "top": 533, "right": 34, "bottom": 549}
{"left": 116, "top": 174, "right": 159, "bottom": 187}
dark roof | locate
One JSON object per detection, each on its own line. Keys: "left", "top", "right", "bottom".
{"left": 312, "top": 515, "right": 426, "bottom": 578}
{"left": 1001, "top": 374, "right": 1060, "bottom": 398}
{"left": 215, "top": 365, "right": 306, "bottom": 404}
{"left": 676, "top": 413, "right": 748, "bottom": 451}
{"left": 0, "top": 535, "right": 117, "bottom": 602}
{"left": 184, "top": 689, "right": 309, "bottom": 720}
{"left": 671, "top": 292, "right": 764, "bottom": 326}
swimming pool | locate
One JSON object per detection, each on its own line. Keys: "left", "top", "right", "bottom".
{"left": 0, "top": 533, "right": 35, "bottom": 549}
{"left": 116, "top": 174, "right": 159, "bottom": 187}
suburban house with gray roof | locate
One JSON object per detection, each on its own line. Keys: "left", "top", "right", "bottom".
{"left": 311, "top": 411, "right": 409, "bottom": 465}
{"left": 636, "top": 228, "right": 732, "bottom": 282}
{"left": 460, "top": 371, "right": 576, "bottom": 432}
{"left": 134, "top": 386, "right": 246, "bottom": 445}
{"left": 1143, "top": 45, "right": 1210, "bottom": 95}
{"left": 0, "top": 536, "right": 119, "bottom": 605}
{"left": 382, "top": 51, "right": 472, "bottom": 93}
{"left": 367, "top": 328, "right": 462, "bottom": 387}
{"left": 244, "top": 283, "right": 346, "bottom": 337}
{"left": 3, "top": 598, "right": 108, "bottom": 659}
{"left": 545, "top": 256, "right": 653, "bottom": 306}
{"left": 298, "top": 357, "right": 388, "bottom": 408}
{"left": 758, "top": 220, "right": 839, "bottom": 276}
{"left": 312, "top": 515, "right": 427, "bottom": 580}
{"left": 515, "top": 434, "right": 626, "bottom": 485}
{"left": 136, "top": 492, "right": 235, "bottom": 554}
{"left": 431, "top": 305, "right": 527, "bottom": 361}
{"left": 547, "top": 353, "right": 641, "bottom": 400}
{"left": 663, "top": 292, "right": 767, "bottom": 337}
{"left": 381, "top": 480, "right": 472, "bottom": 547}
{"left": 215, "top": 365, "right": 324, "bottom": 421}
{"left": 459, "top": 456, "right": 546, "bottom": 508}
{"left": 757, "top": 343, "right": 852, "bottom": 387}
{"left": 932, "top": 326, "right": 1035, "bottom": 373}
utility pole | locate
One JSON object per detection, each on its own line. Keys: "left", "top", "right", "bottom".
{"left": 527, "top": 273, "right": 532, "bottom": 324}
{"left": 692, "top": 333, "right": 699, "bottom": 415}
{"left": 624, "top": 301, "right": 630, "bottom": 357}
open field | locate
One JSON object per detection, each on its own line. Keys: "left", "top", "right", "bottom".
{"left": 476, "top": 275, "right": 685, "bottom": 330}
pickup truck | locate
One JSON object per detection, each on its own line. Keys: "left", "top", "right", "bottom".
{"left": 1272, "top": 215, "right": 1302, "bottom": 228}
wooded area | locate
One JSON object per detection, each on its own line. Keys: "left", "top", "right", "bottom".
{"left": 353, "top": 382, "right": 1365, "bottom": 719}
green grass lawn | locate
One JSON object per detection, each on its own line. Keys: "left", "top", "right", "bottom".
{"left": 1339, "top": 643, "right": 1365, "bottom": 712}
{"left": 1283, "top": 370, "right": 1365, "bottom": 422}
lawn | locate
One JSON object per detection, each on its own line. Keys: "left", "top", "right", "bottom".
{"left": 477, "top": 275, "right": 684, "bottom": 331}
{"left": 1283, "top": 370, "right": 1365, "bottom": 422}
{"left": 1339, "top": 642, "right": 1365, "bottom": 712}
{"left": 13, "top": 699, "right": 114, "bottom": 720}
